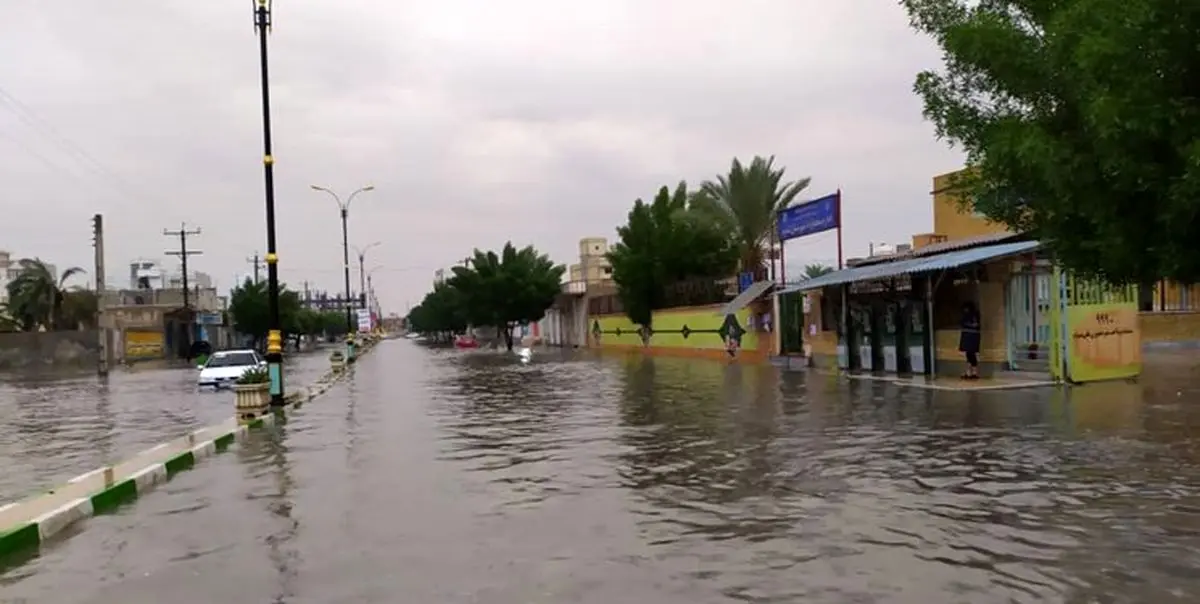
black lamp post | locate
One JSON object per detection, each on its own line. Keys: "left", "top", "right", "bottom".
{"left": 310, "top": 185, "right": 374, "bottom": 361}
{"left": 253, "top": 0, "right": 284, "bottom": 405}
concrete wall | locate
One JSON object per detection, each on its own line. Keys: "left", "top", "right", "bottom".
{"left": 0, "top": 331, "right": 99, "bottom": 370}
{"left": 590, "top": 304, "right": 768, "bottom": 362}
{"left": 1141, "top": 311, "right": 1200, "bottom": 348}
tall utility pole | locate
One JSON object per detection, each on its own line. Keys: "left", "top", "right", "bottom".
{"left": 164, "top": 224, "right": 202, "bottom": 310}
{"left": 254, "top": 0, "right": 285, "bottom": 405}
{"left": 246, "top": 252, "right": 265, "bottom": 284}
{"left": 165, "top": 223, "right": 202, "bottom": 360}
{"left": 92, "top": 214, "right": 108, "bottom": 376}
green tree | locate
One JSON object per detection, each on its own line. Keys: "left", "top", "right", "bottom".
{"left": 449, "top": 243, "right": 565, "bottom": 350}
{"left": 406, "top": 282, "right": 468, "bottom": 342}
{"left": 607, "top": 182, "right": 739, "bottom": 327}
{"left": 901, "top": 0, "right": 1200, "bottom": 284}
{"left": 4, "top": 259, "right": 87, "bottom": 331}
{"left": 693, "top": 156, "right": 811, "bottom": 279}
{"left": 228, "top": 278, "right": 302, "bottom": 347}
{"left": 802, "top": 263, "right": 834, "bottom": 279}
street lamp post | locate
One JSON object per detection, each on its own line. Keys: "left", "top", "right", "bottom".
{"left": 253, "top": 0, "right": 285, "bottom": 406}
{"left": 310, "top": 185, "right": 374, "bottom": 362}
{"left": 366, "top": 265, "right": 384, "bottom": 330}
{"left": 351, "top": 242, "right": 381, "bottom": 309}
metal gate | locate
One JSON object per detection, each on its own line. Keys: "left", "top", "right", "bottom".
{"left": 1006, "top": 269, "right": 1055, "bottom": 374}
{"left": 1053, "top": 272, "right": 1141, "bottom": 383}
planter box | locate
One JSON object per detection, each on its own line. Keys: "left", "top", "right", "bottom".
{"left": 329, "top": 351, "right": 346, "bottom": 370}
{"left": 234, "top": 382, "right": 270, "bottom": 417}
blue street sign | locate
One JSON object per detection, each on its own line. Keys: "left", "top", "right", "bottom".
{"left": 777, "top": 193, "right": 839, "bottom": 241}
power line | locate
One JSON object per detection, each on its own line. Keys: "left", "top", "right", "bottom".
{"left": 0, "top": 84, "right": 148, "bottom": 210}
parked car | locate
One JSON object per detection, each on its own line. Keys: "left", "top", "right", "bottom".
{"left": 198, "top": 349, "right": 266, "bottom": 388}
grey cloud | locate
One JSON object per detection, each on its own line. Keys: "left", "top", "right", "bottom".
{"left": 2, "top": 0, "right": 961, "bottom": 310}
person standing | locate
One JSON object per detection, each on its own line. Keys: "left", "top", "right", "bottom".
{"left": 959, "top": 301, "right": 982, "bottom": 379}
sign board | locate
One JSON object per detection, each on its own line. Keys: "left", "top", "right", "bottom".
{"left": 196, "top": 312, "right": 223, "bottom": 325}
{"left": 125, "top": 330, "right": 163, "bottom": 360}
{"left": 1066, "top": 302, "right": 1141, "bottom": 382}
{"left": 356, "top": 308, "right": 372, "bottom": 333}
{"left": 777, "top": 193, "right": 839, "bottom": 241}
{"left": 738, "top": 271, "right": 754, "bottom": 293}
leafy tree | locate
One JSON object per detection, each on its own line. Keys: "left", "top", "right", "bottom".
{"left": 901, "top": 0, "right": 1200, "bottom": 284}
{"left": 406, "top": 282, "right": 468, "bottom": 341}
{"left": 449, "top": 243, "right": 565, "bottom": 350}
{"left": 228, "top": 278, "right": 302, "bottom": 347}
{"left": 4, "top": 258, "right": 88, "bottom": 331}
{"left": 607, "top": 182, "right": 739, "bottom": 327}
{"left": 802, "top": 263, "right": 834, "bottom": 279}
{"left": 693, "top": 156, "right": 811, "bottom": 279}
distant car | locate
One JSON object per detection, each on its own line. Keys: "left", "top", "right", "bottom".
{"left": 198, "top": 349, "right": 265, "bottom": 388}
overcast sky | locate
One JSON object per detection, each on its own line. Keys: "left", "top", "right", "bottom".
{"left": 0, "top": 0, "right": 962, "bottom": 312}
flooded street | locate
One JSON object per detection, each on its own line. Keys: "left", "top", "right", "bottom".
{"left": 5, "top": 341, "right": 1200, "bottom": 603}
{"left": 0, "top": 352, "right": 332, "bottom": 502}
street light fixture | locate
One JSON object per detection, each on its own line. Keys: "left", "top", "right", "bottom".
{"left": 310, "top": 184, "right": 374, "bottom": 362}
{"left": 253, "top": 0, "right": 285, "bottom": 406}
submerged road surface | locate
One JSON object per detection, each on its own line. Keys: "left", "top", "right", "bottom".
{"left": 5, "top": 342, "right": 1200, "bottom": 603}
{"left": 0, "top": 352, "right": 332, "bottom": 502}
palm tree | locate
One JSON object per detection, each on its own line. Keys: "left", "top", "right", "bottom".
{"left": 693, "top": 156, "right": 811, "bottom": 280}
{"left": 802, "top": 263, "right": 835, "bottom": 279}
{"left": 5, "top": 259, "right": 87, "bottom": 331}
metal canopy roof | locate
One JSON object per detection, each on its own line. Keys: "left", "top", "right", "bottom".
{"left": 717, "top": 280, "right": 774, "bottom": 315}
{"left": 776, "top": 240, "right": 1041, "bottom": 295}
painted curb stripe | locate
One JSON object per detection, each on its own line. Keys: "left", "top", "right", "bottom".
{"left": 0, "top": 352, "right": 369, "bottom": 563}
{"left": 89, "top": 479, "right": 137, "bottom": 515}
{"left": 0, "top": 523, "right": 39, "bottom": 559}
{"left": 214, "top": 432, "right": 236, "bottom": 451}
{"left": 163, "top": 451, "right": 195, "bottom": 476}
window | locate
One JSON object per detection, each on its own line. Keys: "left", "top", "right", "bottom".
{"left": 206, "top": 352, "right": 258, "bottom": 368}
{"left": 602, "top": 266, "right": 612, "bottom": 276}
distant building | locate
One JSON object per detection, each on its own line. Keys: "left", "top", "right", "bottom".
{"left": 567, "top": 237, "right": 613, "bottom": 285}
{"left": 167, "top": 271, "right": 213, "bottom": 290}
{"left": 130, "top": 259, "right": 167, "bottom": 290}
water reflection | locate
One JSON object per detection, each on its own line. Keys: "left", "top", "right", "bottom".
{"left": 605, "top": 355, "right": 1200, "bottom": 602}
{"left": 0, "top": 353, "right": 333, "bottom": 503}
{"left": 237, "top": 417, "right": 299, "bottom": 602}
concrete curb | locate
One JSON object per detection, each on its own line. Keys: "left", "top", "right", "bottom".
{"left": 0, "top": 339, "right": 381, "bottom": 563}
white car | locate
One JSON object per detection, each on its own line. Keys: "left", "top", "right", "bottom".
{"left": 198, "top": 349, "right": 266, "bottom": 388}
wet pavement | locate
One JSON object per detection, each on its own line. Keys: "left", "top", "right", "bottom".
{"left": 4, "top": 342, "right": 1200, "bottom": 603}
{"left": 0, "top": 351, "right": 332, "bottom": 503}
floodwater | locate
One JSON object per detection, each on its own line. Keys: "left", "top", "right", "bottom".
{"left": 0, "top": 352, "right": 332, "bottom": 502}
{"left": 4, "top": 342, "right": 1200, "bottom": 603}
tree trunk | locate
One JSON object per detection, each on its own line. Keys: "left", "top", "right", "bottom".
{"left": 503, "top": 325, "right": 514, "bottom": 351}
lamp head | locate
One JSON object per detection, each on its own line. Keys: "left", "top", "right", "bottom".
{"left": 362, "top": 185, "right": 376, "bottom": 192}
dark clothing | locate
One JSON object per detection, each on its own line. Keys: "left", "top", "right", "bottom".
{"left": 958, "top": 308, "right": 981, "bottom": 358}
{"left": 965, "top": 350, "right": 979, "bottom": 367}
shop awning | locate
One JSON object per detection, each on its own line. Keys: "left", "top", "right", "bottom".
{"left": 717, "top": 280, "right": 774, "bottom": 315}
{"left": 776, "top": 240, "right": 1041, "bottom": 295}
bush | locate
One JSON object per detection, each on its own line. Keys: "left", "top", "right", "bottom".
{"left": 236, "top": 366, "right": 270, "bottom": 385}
